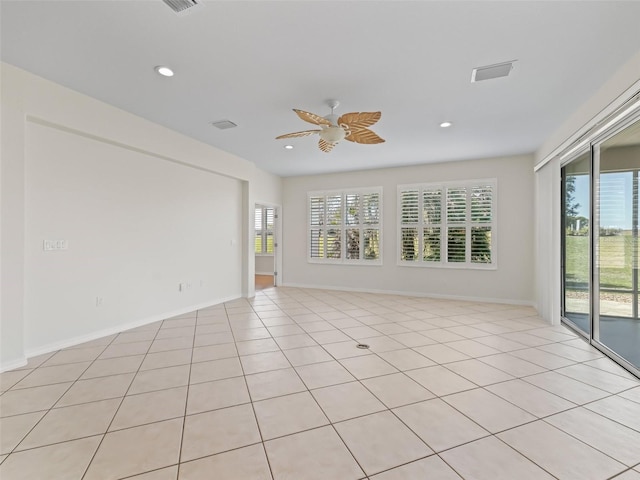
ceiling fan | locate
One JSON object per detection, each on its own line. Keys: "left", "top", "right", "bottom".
{"left": 276, "top": 100, "right": 385, "bottom": 153}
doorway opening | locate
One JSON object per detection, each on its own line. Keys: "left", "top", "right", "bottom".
{"left": 255, "top": 204, "right": 277, "bottom": 291}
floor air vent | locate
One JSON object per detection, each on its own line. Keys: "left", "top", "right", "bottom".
{"left": 161, "top": 0, "right": 203, "bottom": 15}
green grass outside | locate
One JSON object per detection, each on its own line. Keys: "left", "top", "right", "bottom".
{"left": 565, "top": 232, "right": 638, "bottom": 290}
{"left": 254, "top": 236, "right": 274, "bottom": 254}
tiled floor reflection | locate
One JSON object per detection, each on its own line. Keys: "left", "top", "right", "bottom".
{"left": 1, "top": 287, "right": 640, "bottom": 479}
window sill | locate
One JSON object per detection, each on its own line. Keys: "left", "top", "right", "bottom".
{"left": 308, "top": 259, "right": 383, "bottom": 266}
{"left": 397, "top": 261, "right": 497, "bottom": 270}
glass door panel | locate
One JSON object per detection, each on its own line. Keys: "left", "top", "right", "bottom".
{"left": 595, "top": 117, "right": 640, "bottom": 369}
{"left": 562, "top": 151, "right": 591, "bottom": 335}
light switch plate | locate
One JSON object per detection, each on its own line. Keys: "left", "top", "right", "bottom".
{"left": 43, "top": 239, "right": 68, "bottom": 251}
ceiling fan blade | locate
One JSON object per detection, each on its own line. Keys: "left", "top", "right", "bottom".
{"left": 318, "top": 138, "right": 335, "bottom": 153}
{"left": 275, "top": 130, "right": 321, "bottom": 139}
{"left": 338, "top": 111, "right": 381, "bottom": 129}
{"left": 345, "top": 128, "right": 385, "bottom": 144}
{"left": 294, "top": 109, "right": 332, "bottom": 126}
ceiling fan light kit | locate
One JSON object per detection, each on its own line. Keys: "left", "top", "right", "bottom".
{"left": 276, "top": 100, "right": 385, "bottom": 153}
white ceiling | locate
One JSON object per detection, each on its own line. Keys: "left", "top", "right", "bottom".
{"left": 2, "top": 1, "right": 640, "bottom": 177}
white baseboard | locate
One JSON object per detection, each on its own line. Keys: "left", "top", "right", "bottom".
{"left": 255, "top": 271, "right": 274, "bottom": 276}
{"left": 279, "top": 282, "right": 536, "bottom": 308}
{"left": 0, "top": 357, "right": 28, "bottom": 373}
{"left": 22, "top": 294, "right": 240, "bottom": 361}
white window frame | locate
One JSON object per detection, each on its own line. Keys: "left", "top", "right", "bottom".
{"left": 255, "top": 206, "right": 275, "bottom": 256}
{"left": 397, "top": 179, "right": 497, "bottom": 269}
{"left": 307, "top": 187, "right": 383, "bottom": 265}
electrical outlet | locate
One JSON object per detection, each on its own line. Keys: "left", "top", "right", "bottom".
{"left": 43, "top": 239, "right": 68, "bottom": 251}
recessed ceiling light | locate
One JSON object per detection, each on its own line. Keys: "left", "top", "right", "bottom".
{"left": 440, "top": 121, "right": 452, "bottom": 128}
{"left": 284, "top": 145, "right": 294, "bottom": 150}
{"left": 154, "top": 65, "right": 174, "bottom": 77}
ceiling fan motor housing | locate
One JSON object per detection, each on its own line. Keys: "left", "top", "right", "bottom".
{"left": 319, "top": 125, "right": 347, "bottom": 143}
{"left": 324, "top": 113, "right": 339, "bottom": 125}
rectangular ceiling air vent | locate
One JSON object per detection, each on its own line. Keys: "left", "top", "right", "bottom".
{"left": 161, "top": 0, "right": 203, "bottom": 15}
{"left": 471, "top": 60, "right": 516, "bottom": 82}
{"left": 211, "top": 120, "right": 238, "bottom": 130}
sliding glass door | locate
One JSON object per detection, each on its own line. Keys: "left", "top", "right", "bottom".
{"left": 562, "top": 151, "right": 591, "bottom": 335}
{"left": 593, "top": 117, "right": 640, "bottom": 370}
{"left": 561, "top": 112, "right": 640, "bottom": 375}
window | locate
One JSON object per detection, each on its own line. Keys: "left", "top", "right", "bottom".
{"left": 398, "top": 179, "right": 496, "bottom": 268}
{"left": 255, "top": 206, "right": 275, "bottom": 254}
{"left": 308, "top": 188, "right": 382, "bottom": 264}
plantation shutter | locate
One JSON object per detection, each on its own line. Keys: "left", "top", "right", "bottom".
{"left": 308, "top": 188, "right": 382, "bottom": 264}
{"left": 446, "top": 187, "right": 467, "bottom": 223}
{"left": 423, "top": 189, "right": 441, "bottom": 225}
{"left": 345, "top": 193, "right": 360, "bottom": 225}
{"left": 362, "top": 192, "right": 381, "bottom": 260}
{"left": 400, "top": 190, "right": 419, "bottom": 223}
{"left": 471, "top": 185, "right": 493, "bottom": 223}
{"left": 471, "top": 185, "right": 493, "bottom": 263}
{"left": 265, "top": 208, "right": 275, "bottom": 254}
{"left": 309, "top": 197, "right": 324, "bottom": 226}
{"left": 400, "top": 189, "right": 419, "bottom": 261}
{"left": 254, "top": 207, "right": 263, "bottom": 254}
{"left": 423, "top": 189, "right": 442, "bottom": 262}
{"left": 447, "top": 227, "right": 466, "bottom": 262}
{"left": 362, "top": 192, "right": 380, "bottom": 224}
{"left": 399, "top": 179, "right": 496, "bottom": 268}
{"left": 309, "top": 196, "right": 325, "bottom": 258}
{"left": 446, "top": 187, "right": 467, "bottom": 263}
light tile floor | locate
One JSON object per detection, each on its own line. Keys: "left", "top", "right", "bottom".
{"left": 1, "top": 287, "right": 640, "bottom": 479}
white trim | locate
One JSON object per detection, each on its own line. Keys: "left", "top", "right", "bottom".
{"left": 560, "top": 100, "right": 640, "bottom": 163}
{"left": 590, "top": 106, "right": 640, "bottom": 147}
{"left": 253, "top": 200, "right": 282, "bottom": 289}
{"left": 396, "top": 261, "right": 497, "bottom": 271}
{"left": 27, "top": 116, "right": 247, "bottom": 181}
{"left": 535, "top": 82, "right": 640, "bottom": 172}
{"left": 0, "top": 357, "right": 28, "bottom": 373}
{"left": 280, "top": 282, "right": 536, "bottom": 308}
{"left": 255, "top": 271, "right": 274, "bottom": 276}
{"left": 22, "top": 295, "right": 239, "bottom": 361}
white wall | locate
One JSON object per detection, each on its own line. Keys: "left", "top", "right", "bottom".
{"left": 0, "top": 63, "right": 282, "bottom": 369}
{"left": 282, "top": 154, "right": 535, "bottom": 305}
{"left": 255, "top": 256, "right": 275, "bottom": 275}
{"left": 0, "top": 63, "right": 26, "bottom": 369}
{"left": 24, "top": 121, "right": 243, "bottom": 352}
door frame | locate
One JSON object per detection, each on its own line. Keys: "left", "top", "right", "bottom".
{"left": 254, "top": 202, "right": 281, "bottom": 288}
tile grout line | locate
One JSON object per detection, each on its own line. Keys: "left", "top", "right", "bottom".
{"left": 229, "top": 300, "right": 277, "bottom": 480}
{"left": 79, "top": 319, "right": 165, "bottom": 480}
{"left": 174, "top": 307, "right": 201, "bottom": 479}
{"left": 3, "top": 338, "right": 116, "bottom": 457}
{"left": 2, "top": 289, "right": 638, "bottom": 479}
